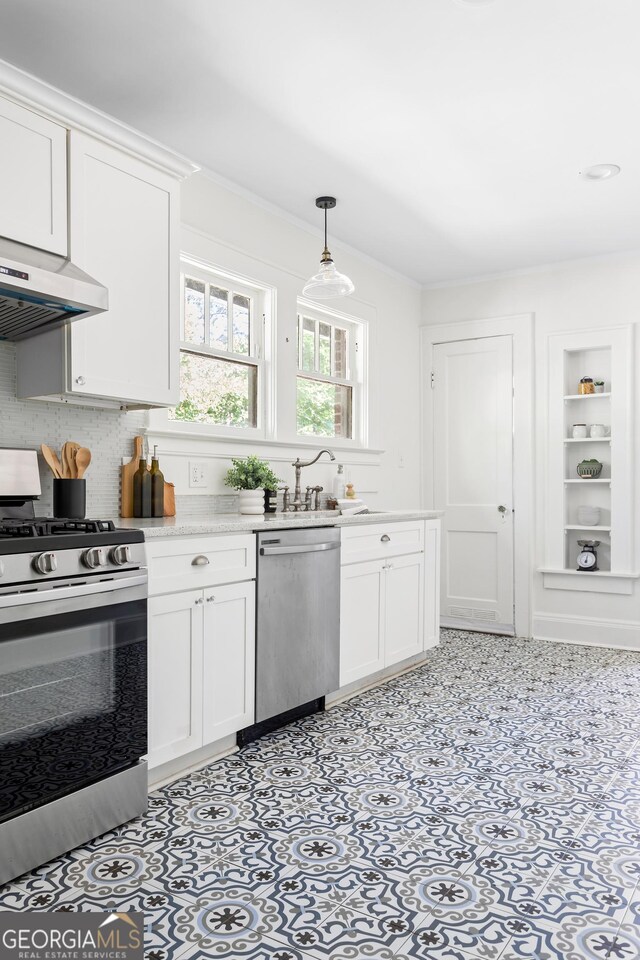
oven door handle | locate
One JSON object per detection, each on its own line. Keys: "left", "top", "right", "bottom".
{"left": 0, "top": 573, "right": 148, "bottom": 616}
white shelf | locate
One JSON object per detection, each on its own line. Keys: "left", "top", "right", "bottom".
{"left": 539, "top": 567, "right": 637, "bottom": 578}
{"left": 563, "top": 392, "right": 610, "bottom": 400}
{"left": 564, "top": 478, "right": 611, "bottom": 484}
{"left": 563, "top": 437, "right": 611, "bottom": 443}
{"left": 564, "top": 525, "right": 611, "bottom": 532}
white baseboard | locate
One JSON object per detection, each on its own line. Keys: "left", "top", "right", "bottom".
{"left": 533, "top": 613, "right": 640, "bottom": 651}
{"left": 441, "top": 617, "right": 515, "bottom": 636}
{"left": 148, "top": 734, "right": 239, "bottom": 790}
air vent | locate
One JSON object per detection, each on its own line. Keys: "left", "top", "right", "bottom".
{"left": 0, "top": 294, "right": 68, "bottom": 340}
{"left": 449, "top": 605, "right": 473, "bottom": 618}
{"left": 473, "top": 609, "right": 498, "bottom": 621}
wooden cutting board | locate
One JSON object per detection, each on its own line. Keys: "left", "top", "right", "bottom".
{"left": 164, "top": 481, "right": 176, "bottom": 517}
{"left": 121, "top": 435, "right": 144, "bottom": 518}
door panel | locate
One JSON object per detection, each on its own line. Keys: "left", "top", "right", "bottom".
{"left": 384, "top": 553, "right": 425, "bottom": 667}
{"left": 0, "top": 96, "right": 68, "bottom": 255}
{"left": 203, "top": 580, "right": 255, "bottom": 742}
{"left": 148, "top": 590, "right": 203, "bottom": 768}
{"left": 433, "top": 336, "right": 514, "bottom": 633}
{"left": 340, "top": 560, "right": 384, "bottom": 686}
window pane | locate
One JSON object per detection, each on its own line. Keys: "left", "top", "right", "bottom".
{"left": 210, "top": 286, "right": 228, "bottom": 350}
{"left": 318, "top": 322, "right": 331, "bottom": 376}
{"left": 184, "top": 277, "right": 205, "bottom": 344}
{"left": 172, "top": 351, "right": 257, "bottom": 427}
{"left": 232, "top": 294, "right": 250, "bottom": 355}
{"left": 296, "top": 377, "right": 352, "bottom": 438}
{"left": 301, "top": 317, "right": 315, "bottom": 372}
{"left": 333, "top": 327, "right": 349, "bottom": 379}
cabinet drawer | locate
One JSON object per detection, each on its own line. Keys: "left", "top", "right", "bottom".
{"left": 341, "top": 521, "right": 424, "bottom": 565}
{"left": 147, "top": 534, "right": 256, "bottom": 595}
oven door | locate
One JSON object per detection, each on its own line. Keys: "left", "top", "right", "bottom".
{"left": 0, "top": 572, "right": 147, "bottom": 822}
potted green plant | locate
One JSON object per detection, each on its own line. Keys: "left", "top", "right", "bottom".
{"left": 224, "top": 455, "right": 281, "bottom": 515}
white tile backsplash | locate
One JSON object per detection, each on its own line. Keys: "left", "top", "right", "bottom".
{"left": 0, "top": 342, "right": 146, "bottom": 517}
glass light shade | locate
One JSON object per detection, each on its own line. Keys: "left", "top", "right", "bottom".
{"left": 302, "top": 258, "right": 355, "bottom": 300}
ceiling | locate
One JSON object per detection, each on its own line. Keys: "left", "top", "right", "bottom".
{"left": 0, "top": 0, "right": 639, "bottom": 284}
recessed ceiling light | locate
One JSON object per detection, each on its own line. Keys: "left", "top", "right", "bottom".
{"left": 580, "top": 164, "right": 621, "bottom": 181}
{"left": 454, "top": 0, "right": 497, "bottom": 6}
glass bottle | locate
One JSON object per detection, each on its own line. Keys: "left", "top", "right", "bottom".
{"left": 150, "top": 444, "right": 165, "bottom": 518}
{"left": 133, "top": 454, "right": 151, "bottom": 518}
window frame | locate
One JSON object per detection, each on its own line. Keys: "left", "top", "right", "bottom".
{"left": 295, "top": 299, "right": 367, "bottom": 448}
{"left": 173, "top": 258, "right": 269, "bottom": 439}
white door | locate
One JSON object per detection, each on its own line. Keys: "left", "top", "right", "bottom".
{"left": 384, "top": 553, "right": 425, "bottom": 667}
{"left": 202, "top": 580, "right": 255, "bottom": 742}
{"left": 148, "top": 590, "right": 204, "bottom": 768}
{"left": 340, "top": 560, "right": 385, "bottom": 686}
{"left": 433, "top": 336, "right": 514, "bottom": 633}
{"left": 67, "top": 131, "right": 179, "bottom": 405}
{"left": 0, "top": 96, "right": 68, "bottom": 255}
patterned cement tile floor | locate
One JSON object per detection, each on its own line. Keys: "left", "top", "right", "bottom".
{"left": 2, "top": 629, "right": 640, "bottom": 959}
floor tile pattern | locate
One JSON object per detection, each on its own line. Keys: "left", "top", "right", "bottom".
{"left": 2, "top": 629, "right": 640, "bottom": 959}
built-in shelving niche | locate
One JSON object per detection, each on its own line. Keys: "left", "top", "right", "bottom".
{"left": 540, "top": 326, "right": 637, "bottom": 594}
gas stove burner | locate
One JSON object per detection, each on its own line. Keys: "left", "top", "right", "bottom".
{"left": 0, "top": 517, "right": 116, "bottom": 538}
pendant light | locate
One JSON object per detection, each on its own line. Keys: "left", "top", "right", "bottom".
{"left": 302, "top": 197, "right": 354, "bottom": 300}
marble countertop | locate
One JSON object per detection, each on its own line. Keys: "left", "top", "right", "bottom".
{"left": 113, "top": 509, "right": 443, "bottom": 539}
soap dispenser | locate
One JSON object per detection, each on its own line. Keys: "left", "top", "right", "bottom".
{"left": 332, "top": 464, "right": 346, "bottom": 499}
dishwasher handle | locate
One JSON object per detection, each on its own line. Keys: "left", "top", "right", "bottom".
{"left": 260, "top": 541, "right": 340, "bottom": 557}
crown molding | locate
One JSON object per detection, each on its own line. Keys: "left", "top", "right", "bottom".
{"left": 0, "top": 57, "right": 199, "bottom": 179}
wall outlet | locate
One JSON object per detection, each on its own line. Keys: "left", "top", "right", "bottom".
{"left": 189, "top": 461, "right": 208, "bottom": 488}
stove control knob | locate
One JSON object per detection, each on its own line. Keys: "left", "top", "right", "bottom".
{"left": 33, "top": 552, "right": 57, "bottom": 575}
{"left": 82, "top": 547, "right": 105, "bottom": 569}
{"left": 110, "top": 545, "right": 132, "bottom": 566}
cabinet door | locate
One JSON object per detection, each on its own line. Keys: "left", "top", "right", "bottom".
{"left": 0, "top": 96, "right": 67, "bottom": 255}
{"left": 340, "top": 560, "right": 385, "bottom": 687}
{"left": 67, "top": 132, "right": 179, "bottom": 405}
{"left": 384, "top": 553, "right": 425, "bottom": 668}
{"left": 148, "top": 590, "right": 203, "bottom": 769}
{"left": 202, "top": 580, "right": 255, "bottom": 743}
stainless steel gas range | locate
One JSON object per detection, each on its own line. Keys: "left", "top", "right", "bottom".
{"left": 0, "top": 448, "right": 148, "bottom": 886}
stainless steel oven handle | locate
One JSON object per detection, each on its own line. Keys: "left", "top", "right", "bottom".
{"left": 0, "top": 573, "right": 148, "bottom": 610}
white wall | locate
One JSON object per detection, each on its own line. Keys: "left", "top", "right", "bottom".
{"left": 147, "top": 171, "right": 424, "bottom": 510}
{"left": 422, "top": 252, "right": 640, "bottom": 650}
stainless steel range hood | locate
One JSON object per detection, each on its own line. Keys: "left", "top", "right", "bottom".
{"left": 0, "top": 237, "right": 108, "bottom": 341}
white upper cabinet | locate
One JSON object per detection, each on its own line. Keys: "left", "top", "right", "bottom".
{"left": 17, "top": 131, "right": 181, "bottom": 407}
{"left": 0, "top": 96, "right": 68, "bottom": 255}
{"left": 66, "top": 133, "right": 179, "bottom": 405}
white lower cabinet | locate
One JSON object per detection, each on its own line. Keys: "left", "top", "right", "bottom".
{"left": 340, "top": 560, "right": 385, "bottom": 686}
{"left": 340, "top": 552, "right": 424, "bottom": 687}
{"left": 383, "top": 553, "right": 425, "bottom": 666}
{"left": 203, "top": 580, "right": 255, "bottom": 744}
{"left": 148, "top": 590, "right": 204, "bottom": 768}
{"left": 148, "top": 580, "right": 255, "bottom": 770}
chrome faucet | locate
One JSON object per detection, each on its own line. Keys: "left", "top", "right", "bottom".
{"left": 289, "top": 449, "right": 336, "bottom": 511}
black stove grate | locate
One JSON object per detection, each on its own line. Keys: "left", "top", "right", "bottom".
{"left": 0, "top": 518, "right": 116, "bottom": 539}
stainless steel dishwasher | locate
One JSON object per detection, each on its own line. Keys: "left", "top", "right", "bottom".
{"left": 254, "top": 526, "right": 341, "bottom": 726}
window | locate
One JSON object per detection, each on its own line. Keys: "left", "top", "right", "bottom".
{"left": 296, "top": 306, "right": 363, "bottom": 441}
{"left": 171, "top": 264, "right": 265, "bottom": 429}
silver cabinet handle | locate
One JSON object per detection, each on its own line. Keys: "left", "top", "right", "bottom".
{"left": 75, "top": 376, "right": 86, "bottom": 386}
{"left": 497, "top": 505, "right": 509, "bottom": 514}
{"left": 206, "top": 595, "right": 215, "bottom": 602}
{"left": 195, "top": 597, "right": 204, "bottom": 605}
{"left": 192, "top": 555, "right": 210, "bottom": 566}
{"left": 381, "top": 534, "right": 391, "bottom": 542}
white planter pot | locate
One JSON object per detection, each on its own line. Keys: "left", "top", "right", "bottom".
{"left": 238, "top": 488, "right": 265, "bottom": 515}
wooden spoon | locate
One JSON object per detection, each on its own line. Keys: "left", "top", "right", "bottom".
{"left": 75, "top": 447, "right": 92, "bottom": 479}
{"left": 62, "top": 441, "right": 81, "bottom": 478}
{"left": 41, "top": 443, "right": 63, "bottom": 479}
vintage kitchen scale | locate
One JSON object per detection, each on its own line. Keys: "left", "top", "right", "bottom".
{"left": 577, "top": 540, "right": 600, "bottom": 572}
